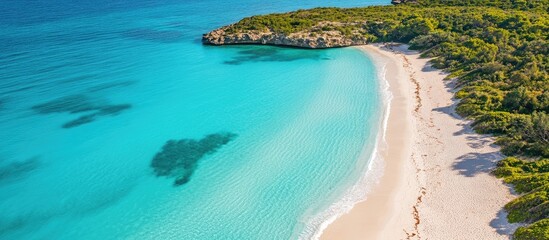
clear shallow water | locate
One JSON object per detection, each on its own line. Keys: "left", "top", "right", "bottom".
{"left": 0, "top": 1, "right": 385, "bottom": 239}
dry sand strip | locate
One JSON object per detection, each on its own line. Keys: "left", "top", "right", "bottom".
{"left": 320, "top": 44, "right": 518, "bottom": 240}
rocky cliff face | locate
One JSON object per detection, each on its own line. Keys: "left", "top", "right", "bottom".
{"left": 202, "top": 24, "right": 370, "bottom": 49}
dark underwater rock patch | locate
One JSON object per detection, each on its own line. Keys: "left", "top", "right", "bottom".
{"left": 122, "top": 28, "right": 184, "bottom": 43}
{"left": 97, "top": 104, "right": 131, "bottom": 116}
{"left": 62, "top": 114, "right": 97, "bottom": 128}
{"left": 0, "top": 178, "right": 135, "bottom": 236}
{"left": 32, "top": 95, "right": 99, "bottom": 114}
{"left": 61, "top": 104, "right": 132, "bottom": 129}
{"left": 151, "top": 132, "right": 237, "bottom": 186}
{"left": 0, "top": 157, "right": 40, "bottom": 184}
{"left": 31, "top": 95, "right": 131, "bottom": 129}
{"left": 223, "top": 46, "right": 321, "bottom": 65}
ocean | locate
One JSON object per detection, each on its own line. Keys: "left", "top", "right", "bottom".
{"left": 0, "top": 0, "right": 388, "bottom": 239}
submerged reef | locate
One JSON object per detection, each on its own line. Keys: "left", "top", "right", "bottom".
{"left": 224, "top": 47, "right": 321, "bottom": 65}
{"left": 151, "top": 132, "right": 237, "bottom": 186}
{"left": 32, "top": 95, "right": 99, "bottom": 114}
{"left": 61, "top": 104, "right": 131, "bottom": 128}
{"left": 0, "top": 157, "right": 40, "bottom": 184}
{"left": 62, "top": 115, "right": 96, "bottom": 129}
{"left": 31, "top": 94, "right": 131, "bottom": 128}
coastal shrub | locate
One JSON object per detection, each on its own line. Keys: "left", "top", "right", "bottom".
{"left": 409, "top": 31, "right": 455, "bottom": 50}
{"left": 497, "top": 137, "right": 528, "bottom": 156}
{"left": 505, "top": 190, "right": 547, "bottom": 223}
{"left": 502, "top": 112, "right": 549, "bottom": 158}
{"left": 504, "top": 173, "right": 549, "bottom": 194}
{"left": 493, "top": 157, "right": 525, "bottom": 177}
{"left": 503, "top": 87, "right": 538, "bottom": 114}
{"left": 471, "top": 111, "right": 519, "bottom": 134}
{"left": 494, "top": 157, "right": 549, "bottom": 224}
{"left": 524, "top": 113, "right": 549, "bottom": 147}
{"left": 514, "top": 219, "right": 549, "bottom": 240}
{"left": 495, "top": 158, "right": 549, "bottom": 191}
{"left": 455, "top": 85, "right": 504, "bottom": 116}
{"left": 389, "top": 15, "right": 437, "bottom": 42}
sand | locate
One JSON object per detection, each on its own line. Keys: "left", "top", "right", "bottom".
{"left": 319, "top": 44, "right": 518, "bottom": 240}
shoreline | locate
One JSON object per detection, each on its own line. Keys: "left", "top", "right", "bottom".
{"left": 317, "top": 44, "right": 418, "bottom": 240}
{"left": 319, "top": 44, "right": 517, "bottom": 239}
{"left": 300, "top": 46, "right": 394, "bottom": 240}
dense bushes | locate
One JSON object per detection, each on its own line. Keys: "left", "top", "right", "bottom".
{"left": 495, "top": 158, "right": 549, "bottom": 226}
{"left": 225, "top": 0, "right": 548, "bottom": 237}
{"left": 471, "top": 111, "right": 525, "bottom": 134}
{"left": 514, "top": 219, "right": 549, "bottom": 240}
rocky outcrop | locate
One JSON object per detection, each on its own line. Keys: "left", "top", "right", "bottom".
{"left": 202, "top": 25, "right": 370, "bottom": 49}
{"left": 391, "top": 0, "right": 418, "bottom": 5}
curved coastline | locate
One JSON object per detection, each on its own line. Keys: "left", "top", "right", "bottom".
{"left": 201, "top": 35, "right": 517, "bottom": 239}
{"left": 319, "top": 44, "right": 418, "bottom": 240}
{"left": 297, "top": 52, "right": 392, "bottom": 240}
{"left": 217, "top": 42, "right": 516, "bottom": 239}
{"left": 320, "top": 44, "right": 516, "bottom": 239}
{"left": 199, "top": 0, "right": 548, "bottom": 237}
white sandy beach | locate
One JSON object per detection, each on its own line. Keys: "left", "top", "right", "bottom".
{"left": 320, "top": 44, "right": 518, "bottom": 240}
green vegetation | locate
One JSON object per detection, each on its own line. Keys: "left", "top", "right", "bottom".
{"left": 495, "top": 158, "right": 549, "bottom": 224}
{"left": 514, "top": 219, "right": 549, "bottom": 240}
{"left": 224, "top": 0, "right": 548, "bottom": 237}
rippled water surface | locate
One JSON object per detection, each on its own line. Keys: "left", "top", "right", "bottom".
{"left": 0, "top": 0, "right": 386, "bottom": 239}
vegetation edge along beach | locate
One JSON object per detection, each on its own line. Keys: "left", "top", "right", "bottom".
{"left": 203, "top": 0, "right": 549, "bottom": 238}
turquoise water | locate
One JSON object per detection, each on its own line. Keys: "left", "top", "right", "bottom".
{"left": 0, "top": 1, "right": 385, "bottom": 239}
